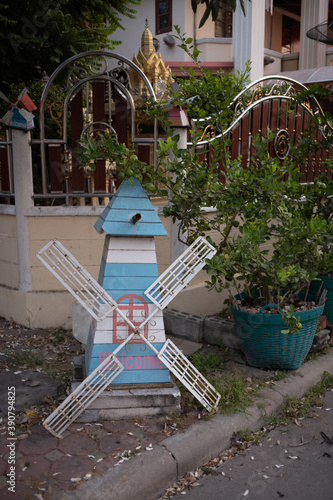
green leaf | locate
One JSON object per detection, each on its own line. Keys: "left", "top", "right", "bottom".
{"left": 193, "top": 47, "right": 201, "bottom": 60}
{"left": 198, "top": 5, "right": 212, "bottom": 28}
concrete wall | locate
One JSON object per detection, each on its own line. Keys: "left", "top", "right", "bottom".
{"left": 196, "top": 38, "right": 232, "bottom": 62}
{"left": 326, "top": 48, "right": 333, "bottom": 66}
{"left": 0, "top": 209, "right": 19, "bottom": 289}
{"left": 112, "top": 0, "right": 189, "bottom": 63}
{"left": 264, "top": 49, "right": 282, "bottom": 76}
{"left": 0, "top": 204, "right": 226, "bottom": 329}
{"left": 282, "top": 54, "right": 299, "bottom": 72}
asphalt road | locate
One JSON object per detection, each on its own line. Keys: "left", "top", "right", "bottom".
{"left": 169, "top": 389, "right": 333, "bottom": 500}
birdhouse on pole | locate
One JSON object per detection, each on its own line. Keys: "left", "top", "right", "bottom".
{"left": 0, "top": 88, "right": 36, "bottom": 131}
{"left": 167, "top": 106, "right": 190, "bottom": 128}
{"left": 85, "top": 177, "right": 170, "bottom": 385}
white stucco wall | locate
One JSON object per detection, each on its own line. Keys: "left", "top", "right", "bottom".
{"left": 0, "top": 205, "right": 226, "bottom": 329}
{"left": 112, "top": 0, "right": 188, "bottom": 63}
{"left": 111, "top": 0, "right": 232, "bottom": 65}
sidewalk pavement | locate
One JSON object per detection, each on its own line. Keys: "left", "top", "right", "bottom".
{"left": 1, "top": 344, "right": 333, "bottom": 500}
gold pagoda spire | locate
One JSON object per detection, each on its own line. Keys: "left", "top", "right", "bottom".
{"left": 141, "top": 19, "right": 154, "bottom": 58}
{"left": 129, "top": 19, "right": 170, "bottom": 100}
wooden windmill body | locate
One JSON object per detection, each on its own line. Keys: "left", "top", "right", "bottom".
{"left": 85, "top": 178, "right": 170, "bottom": 385}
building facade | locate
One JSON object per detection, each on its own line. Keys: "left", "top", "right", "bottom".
{"left": 112, "top": 0, "right": 333, "bottom": 83}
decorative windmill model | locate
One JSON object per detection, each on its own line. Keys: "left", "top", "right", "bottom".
{"left": 37, "top": 179, "right": 221, "bottom": 438}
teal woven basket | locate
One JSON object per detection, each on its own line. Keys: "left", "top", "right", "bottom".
{"left": 231, "top": 302, "right": 325, "bottom": 370}
{"left": 309, "top": 276, "right": 333, "bottom": 323}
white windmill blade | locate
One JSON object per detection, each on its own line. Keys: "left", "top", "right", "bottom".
{"left": 15, "top": 87, "right": 28, "bottom": 105}
{"left": 158, "top": 339, "right": 221, "bottom": 411}
{"left": 0, "top": 90, "right": 10, "bottom": 104}
{"left": 43, "top": 330, "right": 145, "bottom": 437}
{"left": 138, "top": 334, "right": 221, "bottom": 412}
{"left": 37, "top": 239, "right": 139, "bottom": 329}
{"left": 37, "top": 239, "right": 120, "bottom": 322}
{"left": 43, "top": 343, "right": 128, "bottom": 438}
{"left": 144, "top": 236, "right": 216, "bottom": 310}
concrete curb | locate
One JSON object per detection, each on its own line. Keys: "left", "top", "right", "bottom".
{"left": 57, "top": 349, "right": 333, "bottom": 500}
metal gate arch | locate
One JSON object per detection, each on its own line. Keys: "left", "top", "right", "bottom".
{"left": 36, "top": 50, "right": 158, "bottom": 202}
{"left": 189, "top": 75, "right": 331, "bottom": 183}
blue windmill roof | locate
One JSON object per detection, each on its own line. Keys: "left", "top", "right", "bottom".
{"left": 94, "top": 178, "right": 168, "bottom": 236}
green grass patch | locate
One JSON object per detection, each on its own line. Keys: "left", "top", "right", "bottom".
{"left": 304, "top": 345, "right": 331, "bottom": 362}
{"left": 189, "top": 350, "right": 224, "bottom": 372}
{"left": 4, "top": 349, "right": 44, "bottom": 369}
{"left": 237, "top": 428, "right": 266, "bottom": 446}
{"left": 185, "top": 348, "right": 261, "bottom": 414}
{"left": 211, "top": 373, "right": 259, "bottom": 413}
{"left": 49, "top": 328, "right": 69, "bottom": 345}
{"left": 3, "top": 349, "right": 71, "bottom": 385}
{"left": 271, "top": 370, "right": 289, "bottom": 382}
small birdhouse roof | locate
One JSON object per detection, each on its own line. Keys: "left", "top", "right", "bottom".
{"left": 94, "top": 178, "right": 168, "bottom": 236}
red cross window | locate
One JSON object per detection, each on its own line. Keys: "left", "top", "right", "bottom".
{"left": 112, "top": 294, "right": 149, "bottom": 343}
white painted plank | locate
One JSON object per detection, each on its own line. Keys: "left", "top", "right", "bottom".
{"left": 104, "top": 236, "right": 155, "bottom": 251}
{"left": 103, "top": 248, "right": 157, "bottom": 264}
{"left": 93, "top": 328, "right": 166, "bottom": 344}
{"left": 93, "top": 305, "right": 164, "bottom": 332}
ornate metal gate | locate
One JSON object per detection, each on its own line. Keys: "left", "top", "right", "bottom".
{"left": 0, "top": 70, "right": 331, "bottom": 205}
{"left": 35, "top": 50, "right": 158, "bottom": 205}
{"left": 190, "top": 75, "right": 332, "bottom": 182}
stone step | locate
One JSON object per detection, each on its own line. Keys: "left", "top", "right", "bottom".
{"left": 71, "top": 355, "right": 181, "bottom": 421}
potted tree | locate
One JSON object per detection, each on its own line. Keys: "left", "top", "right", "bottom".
{"left": 75, "top": 125, "right": 328, "bottom": 372}
{"left": 195, "top": 134, "right": 328, "bottom": 369}
{"left": 288, "top": 85, "right": 333, "bottom": 323}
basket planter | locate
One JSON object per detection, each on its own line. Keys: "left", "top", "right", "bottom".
{"left": 231, "top": 303, "right": 325, "bottom": 370}
{"left": 309, "top": 276, "right": 333, "bottom": 323}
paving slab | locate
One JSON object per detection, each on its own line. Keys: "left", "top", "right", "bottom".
{"left": 58, "top": 433, "right": 98, "bottom": 456}
{"left": 50, "top": 456, "right": 93, "bottom": 482}
{"left": 18, "top": 433, "right": 58, "bottom": 456}
{"left": 15, "top": 454, "right": 50, "bottom": 481}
